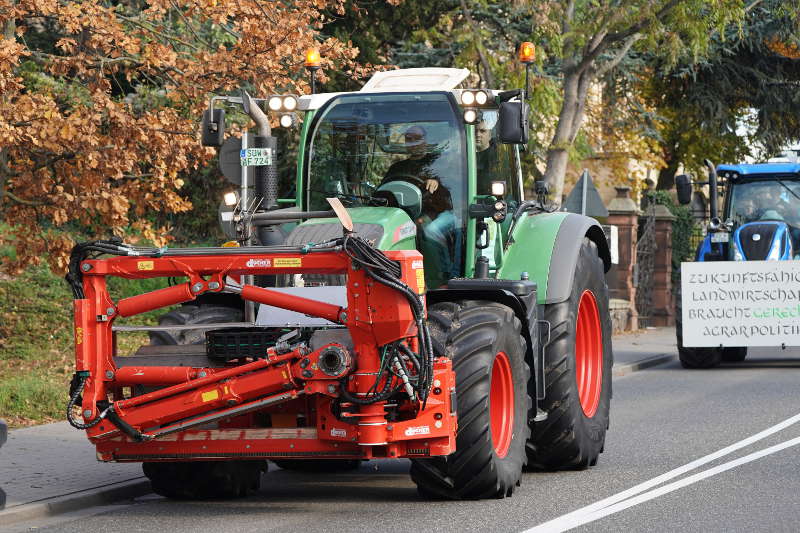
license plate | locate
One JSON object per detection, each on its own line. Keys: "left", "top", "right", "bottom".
{"left": 710, "top": 231, "right": 729, "bottom": 243}
{"left": 240, "top": 148, "right": 272, "bottom": 167}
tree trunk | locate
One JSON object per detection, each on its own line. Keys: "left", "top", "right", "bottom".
{"left": 1, "top": 13, "right": 15, "bottom": 219}
{"left": 459, "top": 0, "right": 495, "bottom": 88}
{"left": 656, "top": 160, "right": 679, "bottom": 190}
{"left": 542, "top": 68, "right": 591, "bottom": 206}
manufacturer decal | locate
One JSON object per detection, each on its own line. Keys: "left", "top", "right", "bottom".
{"left": 245, "top": 258, "right": 272, "bottom": 268}
{"left": 411, "top": 259, "right": 424, "bottom": 270}
{"left": 274, "top": 257, "right": 302, "bottom": 268}
{"left": 330, "top": 428, "right": 347, "bottom": 438}
{"left": 416, "top": 269, "right": 425, "bottom": 294}
{"left": 404, "top": 425, "right": 431, "bottom": 437}
{"left": 75, "top": 327, "right": 83, "bottom": 345}
{"left": 393, "top": 221, "right": 417, "bottom": 242}
{"left": 137, "top": 260, "right": 154, "bottom": 271}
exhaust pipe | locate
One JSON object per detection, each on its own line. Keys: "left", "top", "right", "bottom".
{"left": 242, "top": 91, "right": 282, "bottom": 246}
{"left": 704, "top": 159, "right": 718, "bottom": 221}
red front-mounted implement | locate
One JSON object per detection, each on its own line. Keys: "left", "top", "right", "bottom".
{"left": 66, "top": 236, "right": 455, "bottom": 465}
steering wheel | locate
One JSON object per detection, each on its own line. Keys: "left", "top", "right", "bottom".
{"left": 384, "top": 172, "right": 427, "bottom": 191}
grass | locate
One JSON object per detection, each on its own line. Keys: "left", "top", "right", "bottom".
{"left": 0, "top": 262, "right": 172, "bottom": 427}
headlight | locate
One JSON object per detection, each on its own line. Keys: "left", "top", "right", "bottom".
{"left": 282, "top": 96, "right": 298, "bottom": 111}
{"left": 268, "top": 96, "right": 283, "bottom": 111}
{"left": 463, "top": 109, "right": 478, "bottom": 123}
{"left": 475, "top": 90, "right": 489, "bottom": 105}
{"left": 279, "top": 114, "right": 295, "bottom": 128}
{"left": 461, "top": 91, "right": 475, "bottom": 105}
{"left": 224, "top": 191, "right": 238, "bottom": 206}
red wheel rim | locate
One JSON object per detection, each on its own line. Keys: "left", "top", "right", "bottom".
{"left": 576, "top": 290, "right": 603, "bottom": 417}
{"left": 490, "top": 351, "right": 514, "bottom": 458}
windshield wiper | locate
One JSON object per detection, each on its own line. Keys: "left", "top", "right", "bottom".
{"left": 777, "top": 180, "right": 800, "bottom": 203}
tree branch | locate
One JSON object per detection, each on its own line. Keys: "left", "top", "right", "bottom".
{"left": 460, "top": 0, "right": 495, "bottom": 88}
{"left": 605, "top": 0, "right": 682, "bottom": 44}
{"left": 4, "top": 190, "right": 50, "bottom": 206}
{"left": 596, "top": 33, "right": 643, "bottom": 78}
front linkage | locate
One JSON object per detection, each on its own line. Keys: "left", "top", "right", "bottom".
{"left": 65, "top": 236, "right": 456, "bottom": 462}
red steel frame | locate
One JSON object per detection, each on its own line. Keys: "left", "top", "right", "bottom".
{"left": 73, "top": 248, "right": 456, "bottom": 462}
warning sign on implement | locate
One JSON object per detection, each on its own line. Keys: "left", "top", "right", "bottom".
{"left": 681, "top": 261, "right": 800, "bottom": 347}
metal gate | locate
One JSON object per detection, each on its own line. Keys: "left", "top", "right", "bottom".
{"left": 635, "top": 201, "right": 657, "bottom": 328}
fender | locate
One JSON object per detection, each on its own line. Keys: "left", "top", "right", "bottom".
{"left": 497, "top": 212, "right": 611, "bottom": 305}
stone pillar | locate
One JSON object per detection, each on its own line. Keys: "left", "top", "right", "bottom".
{"left": 606, "top": 187, "right": 639, "bottom": 330}
{"left": 650, "top": 204, "right": 676, "bottom": 327}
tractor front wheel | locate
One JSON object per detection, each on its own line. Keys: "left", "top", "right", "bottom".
{"left": 676, "top": 279, "right": 722, "bottom": 368}
{"left": 721, "top": 347, "right": 748, "bottom": 363}
{"left": 526, "top": 238, "right": 612, "bottom": 470}
{"left": 410, "top": 301, "right": 531, "bottom": 499}
{"left": 143, "top": 460, "right": 266, "bottom": 499}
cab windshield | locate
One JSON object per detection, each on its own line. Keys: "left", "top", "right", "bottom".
{"left": 728, "top": 178, "right": 800, "bottom": 227}
{"left": 305, "top": 92, "right": 467, "bottom": 286}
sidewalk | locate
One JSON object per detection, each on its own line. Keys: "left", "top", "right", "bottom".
{"left": 0, "top": 327, "right": 677, "bottom": 524}
{"left": 612, "top": 326, "right": 677, "bottom": 374}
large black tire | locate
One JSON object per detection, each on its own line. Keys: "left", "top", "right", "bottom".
{"left": 675, "top": 276, "right": 722, "bottom": 368}
{"left": 148, "top": 304, "right": 243, "bottom": 345}
{"left": 410, "top": 301, "right": 531, "bottom": 499}
{"left": 143, "top": 461, "right": 266, "bottom": 499}
{"left": 526, "top": 238, "right": 612, "bottom": 470}
{"left": 721, "top": 347, "right": 748, "bottom": 362}
{"left": 272, "top": 459, "right": 362, "bottom": 472}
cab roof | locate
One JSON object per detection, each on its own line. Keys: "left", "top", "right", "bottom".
{"left": 297, "top": 68, "right": 502, "bottom": 111}
{"left": 717, "top": 163, "right": 800, "bottom": 176}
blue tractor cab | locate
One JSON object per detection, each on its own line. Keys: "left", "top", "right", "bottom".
{"left": 680, "top": 162, "right": 800, "bottom": 262}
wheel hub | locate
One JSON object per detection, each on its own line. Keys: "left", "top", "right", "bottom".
{"left": 575, "top": 290, "right": 602, "bottom": 417}
{"left": 490, "top": 351, "right": 514, "bottom": 458}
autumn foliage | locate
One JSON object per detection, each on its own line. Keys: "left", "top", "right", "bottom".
{"left": 0, "top": 0, "right": 363, "bottom": 273}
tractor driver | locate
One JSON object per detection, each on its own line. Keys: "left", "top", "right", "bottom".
{"left": 382, "top": 125, "right": 459, "bottom": 285}
{"left": 475, "top": 116, "right": 499, "bottom": 194}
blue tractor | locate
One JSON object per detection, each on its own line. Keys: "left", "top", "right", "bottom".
{"left": 675, "top": 160, "right": 800, "bottom": 368}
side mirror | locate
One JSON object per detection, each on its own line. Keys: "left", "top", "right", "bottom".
{"left": 675, "top": 174, "right": 692, "bottom": 205}
{"left": 201, "top": 108, "right": 225, "bottom": 147}
{"left": 497, "top": 101, "right": 529, "bottom": 144}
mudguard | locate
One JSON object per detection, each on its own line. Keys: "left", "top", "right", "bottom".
{"left": 497, "top": 212, "right": 611, "bottom": 304}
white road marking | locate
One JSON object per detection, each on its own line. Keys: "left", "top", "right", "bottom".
{"left": 524, "top": 411, "right": 800, "bottom": 533}
{"left": 529, "top": 435, "right": 800, "bottom": 532}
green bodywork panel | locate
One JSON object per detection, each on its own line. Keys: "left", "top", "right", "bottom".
{"left": 496, "top": 211, "right": 569, "bottom": 304}
{"left": 293, "top": 207, "right": 417, "bottom": 251}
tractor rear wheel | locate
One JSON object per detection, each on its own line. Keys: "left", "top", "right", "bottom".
{"left": 526, "top": 238, "right": 612, "bottom": 470}
{"left": 676, "top": 279, "right": 722, "bottom": 368}
{"left": 410, "top": 301, "right": 531, "bottom": 499}
{"left": 148, "top": 304, "right": 243, "bottom": 345}
{"left": 143, "top": 461, "right": 265, "bottom": 499}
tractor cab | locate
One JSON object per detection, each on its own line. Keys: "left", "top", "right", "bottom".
{"left": 719, "top": 164, "right": 800, "bottom": 260}
{"left": 299, "top": 87, "right": 523, "bottom": 288}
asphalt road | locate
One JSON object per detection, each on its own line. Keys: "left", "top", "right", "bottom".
{"left": 5, "top": 347, "right": 800, "bottom": 533}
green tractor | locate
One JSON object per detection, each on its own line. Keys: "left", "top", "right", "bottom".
{"left": 141, "top": 65, "right": 612, "bottom": 498}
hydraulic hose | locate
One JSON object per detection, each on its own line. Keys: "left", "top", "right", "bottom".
{"left": 66, "top": 373, "right": 104, "bottom": 430}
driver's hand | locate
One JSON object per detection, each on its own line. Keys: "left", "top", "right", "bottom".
{"left": 425, "top": 179, "right": 439, "bottom": 193}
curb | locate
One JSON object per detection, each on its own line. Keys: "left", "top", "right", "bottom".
{"left": 613, "top": 353, "right": 675, "bottom": 377}
{"left": 0, "top": 478, "right": 150, "bottom": 526}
